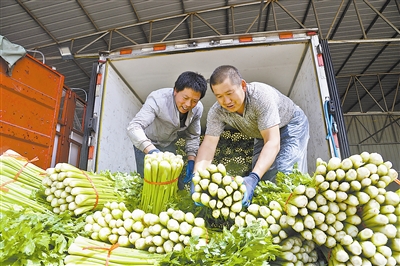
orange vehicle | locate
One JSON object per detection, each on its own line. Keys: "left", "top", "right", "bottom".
{"left": 0, "top": 53, "right": 86, "bottom": 169}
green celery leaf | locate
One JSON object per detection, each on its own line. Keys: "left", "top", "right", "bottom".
{"left": 0, "top": 207, "right": 85, "bottom": 265}
{"left": 159, "top": 223, "right": 280, "bottom": 265}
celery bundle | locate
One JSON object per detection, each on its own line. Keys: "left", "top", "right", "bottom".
{"left": 0, "top": 150, "right": 50, "bottom": 213}
{"left": 269, "top": 235, "right": 319, "bottom": 265}
{"left": 0, "top": 150, "right": 44, "bottom": 189}
{"left": 191, "top": 163, "right": 246, "bottom": 220}
{"left": 232, "top": 201, "right": 291, "bottom": 244}
{"left": 140, "top": 152, "right": 183, "bottom": 215}
{"left": 65, "top": 235, "right": 163, "bottom": 265}
{"left": 42, "top": 163, "right": 120, "bottom": 216}
{"left": 293, "top": 152, "right": 400, "bottom": 265}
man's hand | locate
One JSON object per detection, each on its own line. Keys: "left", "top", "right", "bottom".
{"left": 148, "top": 148, "right": 160, "bottom": 154}
{"left": 242, "top": 172, "right": 260, "bottom": 207}
{"left": 183, "top": 160, "right": 195, "bottom": 184}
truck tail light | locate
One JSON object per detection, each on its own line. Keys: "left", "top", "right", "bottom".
{"left": 317, "top": 54, "right": 324, "bottom": 66}
{"left": 279, "top": 32, "right": 293, "bottom": 39}
{"left": 153, "top": 44, "right": 166, "bottom": 51}
{"left": 88, "top": 146, "right": 95, "bottom": 159}
{"left": 96, "top": 73, "right": 102, "bottom": 85}
{"left": 239, "top": 36, "right": 253, "bottom": 43}
{"left": 120, "top": 48, "right": 133, "bottom": 55}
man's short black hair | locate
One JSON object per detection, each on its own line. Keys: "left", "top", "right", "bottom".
{"left": 175, "top": 71, "right": 208, "bottom": 99}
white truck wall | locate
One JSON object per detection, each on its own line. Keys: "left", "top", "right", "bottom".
{"left": 289, "top": 41, "right": 332, "bottom": 174}
{"left": 96, "top": 64, "right": 141, "bottom": 172}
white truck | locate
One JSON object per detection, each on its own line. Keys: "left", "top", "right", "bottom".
{"left": 80, "top": 28, "right": 350, "bottom": 175}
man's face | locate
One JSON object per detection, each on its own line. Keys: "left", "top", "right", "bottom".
{"left": 174, "top": 87, "right": 201, "bottom": 114}
{"left": 212, "top": 78, "right": 246, "bottom": 114}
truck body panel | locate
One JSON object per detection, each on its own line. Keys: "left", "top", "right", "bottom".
{"left": 0, "top": 54, "right": 64, "bottom": 168}
{"left": 0, "top": 53, "right": 86, "bottom": 169}
{"left": 94, "top": 64, "right": 142, "bottom": 172}
{"left": 87, "top": 30, "right": 343, "bottom": 174}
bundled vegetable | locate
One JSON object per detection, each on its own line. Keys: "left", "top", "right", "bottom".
{"left": 0, "top": 150, "right": 50, "bottom": 213}
{"left": 0, "top": 150, "right": 44, "bottom": 189}
{"left": 231, "top": 201, "right": 293, "bottom": 244}
{"left": 65, "top": 235, "right": 163, "bottom": 265}
{"left": 42, "top": 163, "right": 120, "bottom": 216}
{"left": 84, "top": 201, "right": 208, "bottom": 254}
{"left": 310, "top": 152, "right": 399, "bottom": 265}
{"left": 269, "top": 235, "right": 319, "bottom": 265}
{"left": 191, "top": 163, "right": 246, "bottom": 220}
{"left": 140, "top": 151, "right": 184, "bottom": 215}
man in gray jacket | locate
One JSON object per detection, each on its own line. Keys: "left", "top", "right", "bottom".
{"left": 127, "top": 71, "right": 207, "bottom": 187}
{"left": 194, "top": 65, "right": 309, "bottom": 206}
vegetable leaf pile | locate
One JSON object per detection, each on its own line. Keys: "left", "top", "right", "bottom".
{"left": 159, "top": 223, "right": 281, "bottom": 265}
{"left": 253, "top": 166, "right": 313, "bottom": 207}
{"left": 100, "top": 170, "right": 143, "bottom": 210}
{"left": 275, "top": 164, "right": 313, "bottom": 192}
{"left": 0, "top": 208, "right": 86, "bottom": 266}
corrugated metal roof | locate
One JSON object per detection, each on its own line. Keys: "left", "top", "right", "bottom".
{"left": 1, "top": 0, "right": 399, "bottom": 113}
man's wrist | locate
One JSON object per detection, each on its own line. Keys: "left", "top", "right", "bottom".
{"left": 148, "top": 148, "right": 160, "bottom": 154}
{"left": 249, "top": 172, "right": 260, "bottom": 181}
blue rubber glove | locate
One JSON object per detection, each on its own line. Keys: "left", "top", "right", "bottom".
{"left": 242, "top": 172, "right": 260, "bottom": 207}
{"left": 184, "top": 160, "right": 195, "bottom": 184}
{"left": 190, "top": 180, "right": 195, "bottom": 194}
{"left": 148, "top": 148, "right": 160, "bottom": 154}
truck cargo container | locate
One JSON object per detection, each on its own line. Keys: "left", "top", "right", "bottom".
{"left": 81, "top": 29, "right": 350, "bottom": 174}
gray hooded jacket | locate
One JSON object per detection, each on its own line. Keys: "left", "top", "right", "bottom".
{"left": 127, "top": 88, "right": 202, "bottom": 157}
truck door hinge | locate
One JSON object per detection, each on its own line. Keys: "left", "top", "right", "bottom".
{"left": 87, "top": 117, "right": 98, "bottom": 132}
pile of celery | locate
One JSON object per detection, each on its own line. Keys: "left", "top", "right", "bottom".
{"left": 253, "top": 151, "right": 400, "bottom": 265}
{"left": 83, "top": 201, "right": 208, "bottom": 254}
{"left": 42, "top": 162, "right": 120, "bottom": 216}
{"left": 140, "top": 151, "right": 184, "bottom": 215}
{"left": 3, "top": 147, "right": 399, "bottom": 266}
{"left": 189, "top": 152, "right": 399, "bottom": 265}
{"left": 309, "top": 152, "right": 400, "bottom": 265}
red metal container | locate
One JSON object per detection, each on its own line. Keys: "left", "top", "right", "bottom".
{"left": 0, "top": 54, "right": 64, "bottom": 169}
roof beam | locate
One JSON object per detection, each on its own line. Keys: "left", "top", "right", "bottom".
{"left": 300, "top": 0, "right": 312, "bottom": 27}
{"left": 225, "top": 1, "right": 231, "bottom": 34}
{"left": 76, "top": 0, "right": 109, "bottom": 49}
{"left": 310, "top": 0, "right": 323, "bottom": 38}
{"left": 128, "top": 0, "right": 149, "bottom": 42}
{"left": 275, "top": 1, "right": 306, "bottom": 29}
{"left": 257, "top": 0, "right": 264, "bottom": 32}
{"left": 335, "top": 0, "right": 391, "bottom": 75}
{"left": 245, "top": 1, "right": 270, "bottom": 33}
{"left": 179, "top": 0, "right": 192, "bottom": 38}
{"left": 16, "top": 0, "right": 90, "bottom": 80}
{"left": 161, "top": 14, "right": 191, "bottom": 42}
{"left": 342, "top": 62, "right": 400, "bottom": 113}
{"left": 263, "top": 4, "right": 272, "bottom": 31}
{"left": 16, "top": 0, "right": 59, "bottom": 43}
{"left": 364, "top": 0, "right": 400, "bottom": 35}
{"left": 194, "top": 13, "right": 222, "bottom": 36}
{"left": 326, "top": 0, "right": 352, "bottom": 40}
